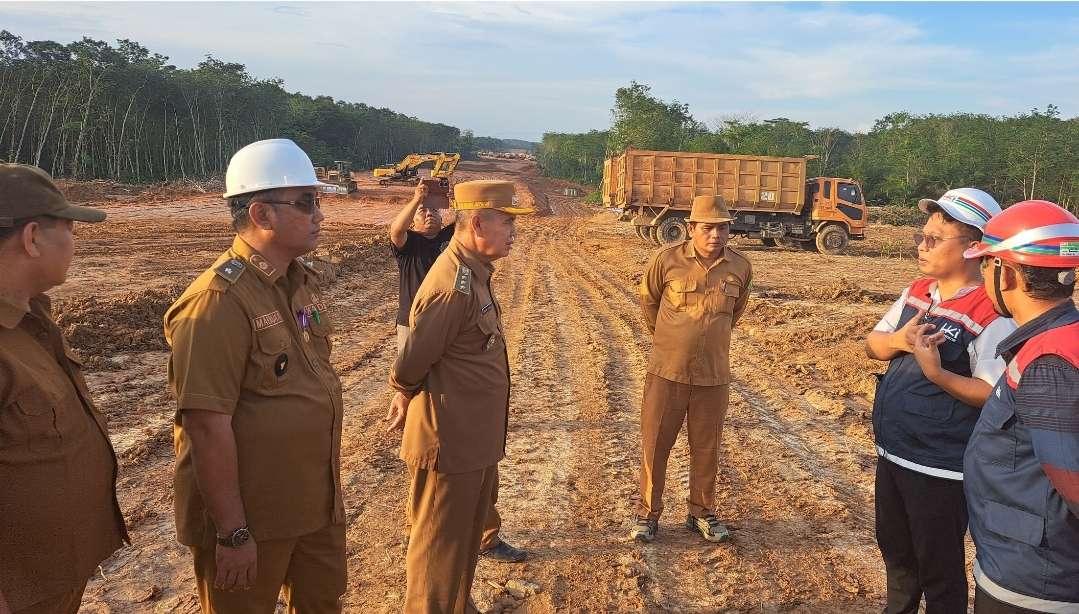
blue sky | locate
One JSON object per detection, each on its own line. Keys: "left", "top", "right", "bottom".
{"left": 2, "top": 2, "right": 1077, "bottom": 141}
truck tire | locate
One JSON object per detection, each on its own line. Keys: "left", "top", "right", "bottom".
{"left": 634, "top": 225, "right": 647, "bottom": 240}
{"left": 648, "top": 226, "right": 661, "bottom": 245}
{"left": 761, "top": 238, "right": 777, "bottom": 247}
{"left": 656, "top": 215, "right": 688, "bottom": 245}
{"left": 815, "top": 224, "right": 850, "bottom": 255}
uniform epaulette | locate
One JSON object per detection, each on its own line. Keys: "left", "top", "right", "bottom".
{"left": 454, "top": 264, "right": 472, "bottom": 295}
{"left": 213, "top": 258, "right": 246, "bottom": 284}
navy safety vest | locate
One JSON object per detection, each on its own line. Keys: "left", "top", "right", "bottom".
{"left": 873, "top": 278, "right": 1002, "bottom": 477}
{"left": 964, "top": 304, "right": 1079, "bottom": 610}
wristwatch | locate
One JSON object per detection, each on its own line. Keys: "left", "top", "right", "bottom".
{"left": 217, "top": 526, "right": 252, "bottom": 548}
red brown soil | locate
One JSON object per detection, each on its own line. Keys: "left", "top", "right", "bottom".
{"left": 58, "top": 159, "right": 939, "bottom": 613}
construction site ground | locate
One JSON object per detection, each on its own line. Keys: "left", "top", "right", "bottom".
{"left": 60, "top": 158, "right": 935, "bottom": 613}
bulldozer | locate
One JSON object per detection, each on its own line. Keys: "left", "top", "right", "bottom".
{"left": 373, "top": 152, "right": 460, "bottom": 186}
{"left": 314, "top": 161, "right": 359, "bottom": 194}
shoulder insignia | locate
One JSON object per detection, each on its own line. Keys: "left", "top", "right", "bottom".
{"left": 249, "top": 253, "right": 276, "bottom": 277}
{"left": 214, "top": 258, "right": 246, "bottom": 284}
{"left": 454, "top": 264, "right": 472, "bottom": 295}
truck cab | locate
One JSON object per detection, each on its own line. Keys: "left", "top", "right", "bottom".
{"left": 804, "top": 177, "right": 868, "bottom": 251}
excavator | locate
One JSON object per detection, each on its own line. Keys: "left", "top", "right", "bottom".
{"left": 373, "top": 152, "right": 460, "bottom": 186}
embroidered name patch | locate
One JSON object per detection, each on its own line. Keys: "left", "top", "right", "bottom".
{"left": 253, "top": 311, "right": 284, "bottom": 331}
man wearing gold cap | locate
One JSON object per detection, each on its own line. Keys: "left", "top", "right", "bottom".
{"left": 386, "top": 179, "right": 533, "bottom": 613}
{"left": 632, "top": 195, "right": 753, "bottom": 544}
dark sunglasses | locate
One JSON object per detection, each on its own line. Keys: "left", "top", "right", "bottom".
{"left": 913, "top": 231, "right": 969, "bottom": 249}
{"left": 256, "top": 195, "right": 321, "bottom": 215}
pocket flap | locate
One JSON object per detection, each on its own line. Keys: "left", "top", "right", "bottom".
{"left": 984, "top": 500, "right": 1044, "bottom": 547}
{"left": 308, "top": 318, "right": 333, "bottom": 338}
{"left": 15, "top": 388, "right": 54, "bottom": 416}
{"left": 722, "top": 281, "right": 741, "bottom": 298}
{"left": 983, "top": 402, "right": 1016, "bottom": 430}
{"left": 683, "top": 280, "right": 698, "bottom": 292}
{"left": 256, "top": 329, "right": 291, "bottom": 354}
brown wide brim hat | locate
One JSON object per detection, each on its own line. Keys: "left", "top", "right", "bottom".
{"left": 687, "top": 195, "right": 733, "bottom": 223}
{"left": 452, "top": 179, "right": 535, "bottom": 215}
{"left": 0, "top": 163, "right": 105, "bottom": 227}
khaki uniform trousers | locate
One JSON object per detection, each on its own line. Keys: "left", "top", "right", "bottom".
{"left": 12, "top": 581, "right": 87, "bottom": 614}
{"left": 637, "top": 373, "right": 730, "bottom": 520}
{"left": 398, "top": 325, "right": 502, "bottom": 551}
{"left": 190, "top": 522, "right": 346, "bottom": 614}
{"left": 405, "top": 463, "right": 498, "bottom": 614}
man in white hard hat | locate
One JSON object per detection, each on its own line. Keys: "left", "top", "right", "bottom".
{"left": 164, "top": 139, "right": 347, "bottom": 612}
{"left": 865, "top": 188, "right": 1014, "bottom": 614}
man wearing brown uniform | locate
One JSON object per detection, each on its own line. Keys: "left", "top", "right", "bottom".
{"left": 386, "top": 179, "right": 533, "bottom": 613}
{"left": 632, "top": 195, "right": 753, "bottom": 543}
{"left": 0, "top": 164, "right": 127, "bottom": 613}
{"left": 164, "top": 139, "right": 346, "bottom": 612}
{"left": 389, "top": 181, "right": 525, "bottom": 564}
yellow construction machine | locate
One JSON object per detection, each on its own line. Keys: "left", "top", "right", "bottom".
{"left": 373, "top": 152, "right": 460, "bottom": 186}
{"left": 314, "top": 161, "right": 359, "bottom": 194}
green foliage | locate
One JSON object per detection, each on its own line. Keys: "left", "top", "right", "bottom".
{"left": 608, "top": 82, "right": 706, "bottom": 152}
{"left": 875, "top": 205, "right": 927, "bottom": 227}
{"left": 583, "top": 190, "right": 603, "bottom": 205}
{"left": 536, "top": 130, "right": 608, "bottom": 184}
{"left": 473, "top": 136, "right": 538, "bottom": 152}
{"left": 0, "top": 31, "right": 474, "bottom": 181}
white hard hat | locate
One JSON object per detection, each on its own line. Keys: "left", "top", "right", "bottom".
{"left": 223, "top": 138, "right": 330, "bottom": 198}
{"left": 917, "top": 187, "right": 1002, "bottom": 231}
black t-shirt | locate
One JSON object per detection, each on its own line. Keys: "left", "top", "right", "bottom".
{"left": 392, "top": 224, "right": 456, "bottom": 325}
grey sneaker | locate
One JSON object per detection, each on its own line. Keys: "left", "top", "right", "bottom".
{"left": 686, "top": 514, "right": 730, "bottom": 543}
{"left": 479, "top": 540, "right": 528, "bottom": 563}
{"left": 630, "top": 517, "right": 659, "bottom": 542}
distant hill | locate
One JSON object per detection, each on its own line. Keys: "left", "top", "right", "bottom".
{"left": 474, "top": 136, "right": 539, "bottom": 153}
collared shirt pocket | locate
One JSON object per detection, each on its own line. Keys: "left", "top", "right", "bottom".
{"left": 2, "top": 388, "right": 62, "bottom": 452}
{"left": 720, "top": 279, "right": 742, "bottom": 314}
{"left": 667, "top": 279, "right": 698, "bottom": 311}
{"left": 477, "top": 313, "right": 504, "bottom": 353}
{"left": 254, "top": 328, "right": 294, "bottom": 390}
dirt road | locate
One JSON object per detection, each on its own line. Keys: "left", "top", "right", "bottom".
{"left": 63, "top": 159, "right": 928, "bottom": 612}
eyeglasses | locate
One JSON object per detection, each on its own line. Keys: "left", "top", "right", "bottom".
{"left": 256, "top": 195, "right": 321, "bottom": 215}
{"left": 913, "top": 231, "right": 969, "bottom": 249}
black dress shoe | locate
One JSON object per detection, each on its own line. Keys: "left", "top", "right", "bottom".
{"left": 479, "top": 540, "right": 528, "bottom": 563}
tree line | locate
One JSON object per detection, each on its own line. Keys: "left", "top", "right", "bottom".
{"left": 0, "top": 31, "right": 475, "bottom": 182}
{"left": 538, "top": 82, "right": 1079, "bottom": 211}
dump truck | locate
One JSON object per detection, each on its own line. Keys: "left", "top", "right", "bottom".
{"left": 602, "top": 148, "right": 868, "bottom": 254}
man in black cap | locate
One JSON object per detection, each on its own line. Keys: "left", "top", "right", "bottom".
{"left": 0, "top": 164, "right": 128, "bottom": 614}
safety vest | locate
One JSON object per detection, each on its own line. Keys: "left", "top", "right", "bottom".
{"left": 964, "top": 303, "right": 1079, "bottom": 611}
{"left": 873, "top": 278, "right": 1002, "bottom": 478}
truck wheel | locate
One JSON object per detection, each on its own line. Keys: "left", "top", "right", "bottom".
{"left": 815, "top": 224, "right": 850, "bottom": 255}
{"left": 761, "top": 238, "right": 777, "bottom": 247}
{"left": 634, "top": 225, "right": 647, "bottom": 240}
{"left": 648, "top": 226, "right": 662, "bottom": 245}
{"left": 656, "top": 215, "right": 688, "bottom": 245}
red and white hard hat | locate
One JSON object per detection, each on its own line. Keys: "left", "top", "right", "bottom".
{"left": 918, "top": 187, "right": 1002, "bottom": 230}
{"left": 964, "top": 200, "right": 1079, "bottom": 268}
{"left": 223, "top": 139, "right": 330, "bottom": 198}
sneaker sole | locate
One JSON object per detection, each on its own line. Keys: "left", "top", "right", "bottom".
{"left": 685, "top": 520, "right": 730, "bottom": 543}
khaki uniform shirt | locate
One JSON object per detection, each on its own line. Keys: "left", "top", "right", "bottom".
{"left": 641, "top": 242, "right": 753, "bottom": 386}
{"left": 164, "top": 236, "right": 344, "bottom": 545}
{"left": 390, "top": 239, "right": 510, "bottom": 474}
{"left": 0, "top": 295, "right": 127, "bottom": 610}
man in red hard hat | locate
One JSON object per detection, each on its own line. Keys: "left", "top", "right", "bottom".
{"left": 961, "top": 200, "right": 1079, "bottom": 613}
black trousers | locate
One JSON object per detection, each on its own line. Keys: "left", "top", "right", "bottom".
{"left": 875, "top": 457, "right": 968, "bottom": 614}
{"left": 973, "top": 586, "right": 1046, "bottom": 614}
